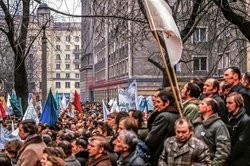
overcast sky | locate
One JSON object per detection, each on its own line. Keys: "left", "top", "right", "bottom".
{"left": 44, "top": 0, "right": 81, "bottom": 22}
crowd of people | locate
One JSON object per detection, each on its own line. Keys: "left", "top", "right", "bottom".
{"left": 0, "top": 66, "right": 250, "bottom": 166}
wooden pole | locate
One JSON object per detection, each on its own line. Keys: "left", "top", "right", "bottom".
{"left": 144, "top": 0, "right": 183, "bottom": 117}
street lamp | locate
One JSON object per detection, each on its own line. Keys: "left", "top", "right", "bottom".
{"left": 37, "top": 3, "right": 51, "bottom": 106}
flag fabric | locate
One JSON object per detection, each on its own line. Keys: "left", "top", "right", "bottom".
{"left": 10, "top": 89, "right": 23, "bottom": 117}
{"left": 144, "top": 0, "right": 183, "bottom": 66}
{"left": 73, "top": 90, "right": 82, "bottom": 112}
{"left": 40, "top": 89, "right": 58, "bottom": 126}
{"left": 61, "top": 93, "right": 68, "bottom": 111}
{"left": 0, "top": 101, "right": 6, "bottom": 119}
{"left": 0, "top": 124, "right": 20, "bottom": 149}
{"left": 118, "top": 80, "right": 139, "bottom": 111}
{"left": 110, "top": 99, "right": 120, "bottom": 112}
{"left": 6, "top": 94, "right": 13, "bottom": 115}
{"left": 102, "top": 100, "right": 110, "bottom": 122}
{"left": 55, "top": 91, "right": 59, "bottom": 110}
{"left": 23, "top": 94, "right": 39, "bottom": 124}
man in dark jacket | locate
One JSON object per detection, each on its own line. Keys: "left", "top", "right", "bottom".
{"left": 202, "top": 78, "right": 227, "bottom": 122}
{"left": 72, "top": 138, "right": 88, "bottom": 166}
{"left": 113, "top": 130, "right": 145, "bottom": 166}
{"left": 58, "top": 140, "right": 81, "bottom": 166}
{"left": 225, "top": 92, "right": 250, "bottom": 166}
{"left": 224, "top": 67, "right": 250, "bottom": 115}
{"left": 145, "top": 88, "right": 180, "bottom": 165}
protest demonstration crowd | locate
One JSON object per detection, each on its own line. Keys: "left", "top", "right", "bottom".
{"left": 1, "top": 67, "right": 250, "bottom": 166}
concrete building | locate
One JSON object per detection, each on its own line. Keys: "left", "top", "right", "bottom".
{"left": 28, "top": 20, "right": 81, "bottom": 102}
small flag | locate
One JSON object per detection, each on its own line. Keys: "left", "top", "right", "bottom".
{"left": 6, "top": 94, "right": 13, "bottom": 115}
{"left": 23, "top": 95, "right": 39, "bottom": 124}
{"left": 102, "top": 100, "right": 110, "bottom": 122}
{"left": 0, "top": 100, "right": 6, "bottom": 119}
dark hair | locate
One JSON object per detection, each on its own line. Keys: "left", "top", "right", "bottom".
{"left": 158, "top": 88, "right": 175, "bottom": 106}
{"left": 204, "top": 98, "right": 218, "bottom": 113}
{"left": 187, "top": 82, "right": 201, "bottom": 98}
{"left": 58, "top": 141, "right": 72, "bottom": 157}
{"left": 227, "top": 92, "right": 244, "bottom": 108}
{"left": 212, "top": 79, "right": 220, "bottom": 93}
{"left": 190, "top": 77, "right": 204, "bottom": 90}
{"left": 47, "top": 156, "right": 66, "bottom": 166}
{"left": 119, "top": 117, "right": 138, "bottom": 134}
{"left": 43, "top": 147, "right": 66, "bottom": 159}
{"left": 97, "top": 123, "right": 113, "bottom": 136}
{"left": 228, "top": 66, "right": 241, "bottom": 80}
{"left": 5, "top": 140, "right": 23, "bottom": 157}
{"left": 75, "top": 138, "right": 88, "bottom": 149}
{"left": 115, "top": 112, "right": 129, "bottom": 129}
{"left": 175, "top": 117, "right": 193, "bottom": 131}
{"left": 129, "top": 110, "right": 143, "bottom": 128}
{"left": 43, "top": 134, "right": 52, "bottom": 145}
{"left": 19, "top": 119, "right": 37, "bottom": 134}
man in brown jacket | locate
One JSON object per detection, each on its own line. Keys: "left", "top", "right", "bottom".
{"left": 17, "top": 119, "right": 46, "bottom": 166}
{"left": 86, "top": 136, "right": 112, "bottom": 166}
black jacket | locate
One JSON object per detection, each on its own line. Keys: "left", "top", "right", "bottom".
{"left": 212, "top": 94, "right": 228, "bottom": 122}
{"left": 75, "top": 150, "right": 88, "bottom": 166}
{"left": 145, "top": 106, "right": 180, "bottom": 165}
{"left": 230, "top": 83, "right": 250, "bottom": 116}
{"left": 117, "top": 151, "right": 145, "bottom": 166}
{"left": 226, "top": 107, "right": 250, "bottom": 166}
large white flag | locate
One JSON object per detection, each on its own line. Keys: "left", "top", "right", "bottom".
{"left": 144, "top": 0, "right": 183, "bottom": 66}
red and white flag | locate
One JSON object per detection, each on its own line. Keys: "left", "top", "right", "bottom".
{"left": 144, "top": 0, "right": 183, "bottom": 67}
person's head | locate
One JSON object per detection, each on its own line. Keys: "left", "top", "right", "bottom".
{"left": 241, "top": 72, "right": 250, "bottom": 88}
{"left": 4, "top": 140, "right": 23, "bottom": 158}
{"left": 224, "top": 67, "right": 241, "bottom": 85}
{"left": 95, "top": 123, "right": 113, "bottom": 137}
{"left": 203, "top": 78, "right": 219, "bottom": 96}
{"left": 58, "top": 141, "right": 72, "bottom": 158}
{"left": 226, "top": 92, "right": 244, "bottom": 115}
{"left": 87, "top": 136, "right": 109, "bottom": 159}
{"left": 175, "top": 118, "right": 193, "bottom": 142}
{"left": 71, "top": 138, "right": 88, "bottom": 155}
{"left": 115, "top": 112, "right": 129, "bottom": 131}
{"left": 152, "top": 88, "right": 163, "bottom": 106}
{"left": 199, "top": 98, "right": 218, "bottom": 115}
{"left": 41, "top": 147, "right": 65, "bottom": 166}
{"left": 118, "top": 117, "right": 138, "bottom": 134}
{"left": 113, "top": 130, "right": 138, "bottom": 157}
{"left": 190, "top": 77, "right": 204, "bottom": 91}
{"left": 218, "top": 81, "right": 225, "bottom": 97}
{"left": 107, "top": 112, "right": 117, "bottom": 130}
{"left": 18, "top": 119, "right": 37, "bottom": 140}
{"left": 45, "top": 156, "right": 65, "bottom": 166}
{"left": 43, "top": 134, "right": 52, "bottom": 145}
{"left": 129, "top": 110, "right": 143, "bottom": 128}
{"left": 154, "top": 88, "right": 175, "bottom": 111}
{"left": 181, "top": 82, "right": 201, "bottom": 99}
{"left": 0, "top": 152, "right": 12, "bottom": 166}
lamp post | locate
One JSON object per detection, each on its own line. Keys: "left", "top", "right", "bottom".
{"left": 37, "top": 3, "right": 51, "bottom": 106}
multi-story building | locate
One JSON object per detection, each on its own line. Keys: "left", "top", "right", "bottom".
{"left": 28, "top": 20, "right": 81, "bottom": 102}
{"left": 80, "top": 0, "right": 248, "bottom": 102}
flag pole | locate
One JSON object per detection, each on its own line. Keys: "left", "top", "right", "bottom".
{"left": 171, "top": 67, "right": 183, "bottom": 107}
{"left": 144, "top": 0, "right": 183, "bottom": 117}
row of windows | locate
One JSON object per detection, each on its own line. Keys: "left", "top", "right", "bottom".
{"left": 55, "top": 82, "right": 80, "bottom": 88}
{"left": 55, "top": 45, "right": 80, "bottom": 51}
{"left": 56, "top": 73, "right": 80, "bottom": 79}
{"left": 55, "top": 54, "right": 80, "bottom": 60}
{"left": 55, "top": 64, "right": 80, "bottom": 70}
{"left": 56, "top": 35, "right": 80, "bottom": 43}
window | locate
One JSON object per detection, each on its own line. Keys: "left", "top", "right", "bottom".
{"left": 65, "top": 82, "right": 70, "bottom": 88}
{"left": 193, "top": 57, "right": 207, "bottom": 71}
{"left": 66, "top": 45, "right": 70, "bottom": 50}
{"left": 193, "top": 27, "right": 207, "bottom": 43}
{"left": 75, "top": 45, "right": 80, "bottom": 50}
{"left": 66, "top": 35, "right": 71, "bottom": 42}
{"left": 66, "top": 73, "right": 70, "bottom": 78}
{"left": 75, "top": 82, "right": 80, "bottom": 88}
{"left": 218, "top": 53, "right": 230, "bottom": 69}
{"left": 56, "top": 54, "right": 61, "bottom": 60}
{"left": 75, "top": 36, "right": 80, "bottom": 42}
{"left": 66, "top": 64, "right": 70, "bottom": 69}
{"left": 75, "top": 54, "right": 79, "bottom": 60}
{"left": 75, "top": 64, "right": 79, "bottom": 69}
{"left": 56, "top": 64, "right": 60, "bottom": 69}
{"left": 56, "top": 73, "right": 60, "bottom": 78}
{"left": 75, "top": 73, "right": 79, "bottom": 78}
{"left": 56, "top": 36, "right": 61, "bottom": 42}
{"left": 56, "top": 82, "right": 61, "bottom": 88}
{"left": 56, "top": 45, "right": 61, "bottom": 50}
{"left": 66, "top": 54, "right": 70, "bottom": 60}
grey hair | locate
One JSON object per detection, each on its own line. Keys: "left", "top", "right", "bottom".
{"left": 119, "top": 130, "right": 138, "bottom": 152}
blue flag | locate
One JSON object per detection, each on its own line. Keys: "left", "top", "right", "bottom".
{"left": 55, "top": 91, "right": 59, "bottom": 109}
{"left": 40, "top": 89, "right": 58, "bottom": 126}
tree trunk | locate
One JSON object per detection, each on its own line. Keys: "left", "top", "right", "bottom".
{"left": 14, "top": 54, "right": 28, "bottom": 113}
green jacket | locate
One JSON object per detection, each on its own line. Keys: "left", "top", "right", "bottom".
{"left": 182, "top": 98, "right": 200, "bottom": 123}
{"left": 193, "top": 114, "right": 231, "bottom": 166}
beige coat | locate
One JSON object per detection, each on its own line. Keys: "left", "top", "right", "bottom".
{"left": 17, "top": 135, "right": 46, "bottom": 166}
